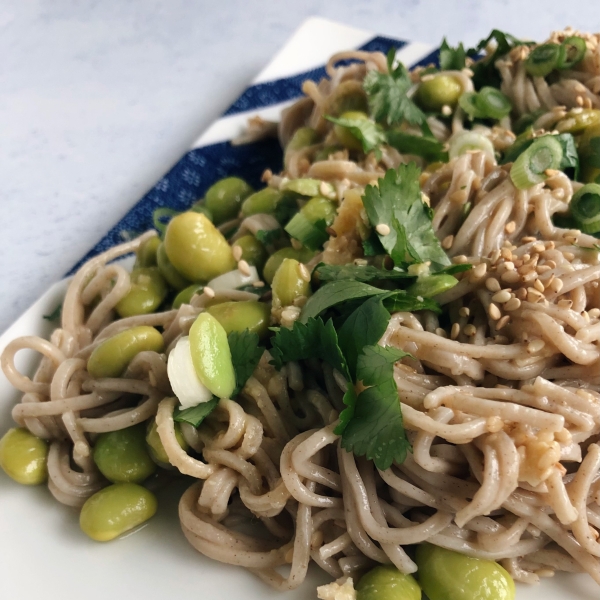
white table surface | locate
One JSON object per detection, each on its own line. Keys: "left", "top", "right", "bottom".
{"left": 2, "top": 0, "right": 599, "bottom": 334}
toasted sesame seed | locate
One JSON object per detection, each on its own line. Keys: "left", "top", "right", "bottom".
{"left": 563, "top": 252, "right": 575, "bottom": 261}
{"left": 496, "top": 315, "right": 511, "bottom": 330}
{"left": 543, "top": 274, "right": 555, "bottom": 289}
{"left": 527, "top": 288, "right": 545, "bottom": 303}
{"left": 505, "top": 221, "right": 516, "bottom": 234}
{"left": 589, "top": 308, "right": 600, "bottom": 318}
{"left": 435, "top": 327, "right": 448, "bottom": 338}
{"left": 492, "top": 289, "right": 512, "bottom": 303}
{"left": 527, "top": 339, "right": 546, "bottom": 354}
{"left": 545, "top": 241, "right": 555, "bottom": 250}
{"left": 454, "top": 254, "right": 469, "bottom": 264}
{"left": 472, "top": 263, "right": 487, "bottom": 278}
{"left": 557, "top": 298, "right": 572, "bottom": 309}
{"left": 464, "top": 324, "right": 477, "bottom": 336}
{"left": 501, "top": 270, "right": 521, "bottom": 284}
{"left": 442, "top": 235, "right": 454, "bottom": 249}
{"left": 522, "top": 236, "right": 537, "bottom": 243}
{"left": 488, "top": 303, "right": 502, "bottom": 320}
{"left": 550, "top": 278, "right": 564, "bottom": 293}
{"left": 290, "top": 238, "right": 303, "bottom": 250}
{"left": 504, "top": 297, "right": 522, "bottom": 311}
{"left": 504, "top": 261, "right": 515, "bottom": 271}
{"left": 441, "top": 104, "right": 452, "bottom": 116}
{"left": 536, "top": 264, "right": 552, "bottom": 274}
{"left": 459, "top": 306, "right": 470, "bottom": 317}
{"left": 298, "top": 264, "right": 311, "bottom": 282}
{"left": 252, "top": 281, "right": 265, "bottom": 288}
{"left": 532, "top": 243, "right": 545, "bottom": 253}
{"left": 451, "top": 322, "right": 461, "bottom": 339}
{"left": 486, "top": 278, "right": 501, "bottom": 292}
{"left": 576, "top": 95, "right": 584, "bottom": 106}
{"left": 238, "top": 259, "right": 251, "bottom": 276}
{"left": 534, "top": 278, "right": 545, "bottom": 293}
{"left": 319, "top": 181, "right": 336, "bottom": 198}
{"left": 544, "top": 169, "right": 559, "bottom": 177}
{"left": 521, "top": 270, "right": 538, "bottom": 283}
{"left": 376, "top": 223, "right": 391, "bottom": 236}
{"left": 583, "top": 311, "right": 591, "bottom": 322}
{"left": 490, "top": 249, "right": 502, "bottom": 263}
{"left": 545, "top": 260, "right": 557, "bottom": 269}
{"left": 501, "top": 247, "right": 513, "bottom": 260}
{"left": 232, "top": 245, "right": 243, "bottom": 262}
{"left": 203, "top": 286, "right": 215, "bottom": 298}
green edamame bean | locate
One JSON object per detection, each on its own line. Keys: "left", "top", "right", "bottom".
{"left": 407, "top": 274, "right": 458, "bottom": 298}
{"left": 233, "top": 235, "right": 268, "bottom": 271}
{"left": 164, "top": 212, "right": 236, "bottom": 282}
{"left": 357, "top": 565, "right": 421, "bottom": 600}
{"left": 189, "top": 313, "right": 236, "bottom": 398}
{"left": 157, "top": 242, "right": 191, "bottom": 291}
{"left": 80, "top": 482, "right": 157, "bottom": 542}
{"left": 189, "top": 201, "right": 213, "bottom": 222}
{"left": 262, "top": 247, "right": 316, "bottom": 285}
{"left": 282, "top": 178, "right": 322, "bottom": 197}
{"left": 204, "top": 177, "right": 254, "bottom": 224}
{"left": 0, "top": 428, "right": 48, "bottom": 485}
{"left": 286, "top": 127, "right": 319, "bottom": 152}
{"left": 146, "top": 418, "right": 188, "bottom": 466}
{"left": 271, "top": 258, "right": 311, "bottom": 307}
{"left": 115, "top": 267, "right": 168, "bottom": 318}
{"left": 87, "top": 326, "right": 164, "bottom": 378}
{"left": 333, "top": 110, "right": 370, "bottom": 151}
{"left": 207, "top": 301, "right": 271, "bottom": 339}
{"left": 416, "top": 75, "right": 463, "bottom": 112}
{"left": 301, "top": 196, "right": 337, "bottom": 225}
{"left": 93, "top": 424, "right": 156, "bottom": 483}
{"left": 135, "top": 236, "right": 161, "bottom": 268}
{"left": 326, "top": 80, "right": 369, "bottom": 117}
{"left": 240, "top": 187, "right": 282, "bottom": 217}
{"left": 416, "top": 543, "right": 515, "bottom": 600}
{"left": 556, "top": 108, "right": 600, "bottom": 134}
{"left": 172, "top": 283, "right": 204, "bottom": 309}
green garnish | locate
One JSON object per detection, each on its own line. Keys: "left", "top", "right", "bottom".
{"left": 228, "top": 330, "right": 264, "bottom": 395}
{"left": 557, "top": 36, "right": 587, "bottom": 70}
{"left": 570, "top": 183, "right": 600, "bottom": 233}
{"left": 43, "top": 304, "right": 62, "bottom": 322}
{"left": 459, "top": 88, "right": 512, "bottom": 120}
{"left": 386, "top": 131, "right": 449, "bottom": 162}
{"left": 510, "top": 135, "right": 564, "bottom": 189}
{"left": 284, "top": 213, "right": 329, "bottom": 250}
{"left": 174, "top": 397, "right": 219, "bottom": 428}
{"left": 314, "top": 263, "right": 414, "bottom": 283}
{"left": 439, "top": 37, "right": 467, "bottom": 71}
{"left": 325, "top": 115, "right": 386, "bottom": 156}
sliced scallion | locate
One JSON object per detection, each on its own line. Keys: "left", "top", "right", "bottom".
{"left": 570, "top": 183, "right": 600, "bottom": 233}
{"left": 510, "top": 135, "right": 563, "bottom": 189}
{"left": 153, "top": 208, "right": 180, "bottom": 237}
{"left": 448, "top": 130, "right": 495, "bottom": 160}
{"left": 284, "top": 213, "right": 329, "bottom": 251}
{"left": 458, "top": 92, "right": 485, "bottom": 119}
{"left": 524, "top": 43, "right": 561, "bottom": 77}
{"left": 557, "top": 36, "right": 587, "bottom": 70}
{"left": 475, "top": 87, "right": 512, "bottom": 120}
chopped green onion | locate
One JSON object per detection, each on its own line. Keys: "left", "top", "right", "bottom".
{"left": 557, "top": 36, "right": 587, "bottom": 70}
{"left": 284, "top": 213, "right": 328, "bottom": 250}
{"left": 525, "top": 43, "right": 561, "bottom": 77}
{"left": 281, "top": 178, "right": 322, "bottom": 197}
{"left": 475, "top": 87, "right": 512, "bottom": 120}
{"left": 458, "top": 92, "right": 485, "bottom": 119}
{"left": 153, "top": 208, "right": 180, "bottom": 237}
{"left": 448, "top": 131, "right": 495, "bottom": 160}
{"left": 510, "top": 136, "right": 563, "bottom": 189}
{"left": 570, "top": 183, "right": 600, "bottom": 233}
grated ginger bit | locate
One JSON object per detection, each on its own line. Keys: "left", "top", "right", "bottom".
{"left": 317, "top": 577, "right": 356, "bottom": 600}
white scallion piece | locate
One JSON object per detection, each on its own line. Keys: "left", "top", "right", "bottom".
{"left": 208, "top": 266, "right": 259, "bottom": 291}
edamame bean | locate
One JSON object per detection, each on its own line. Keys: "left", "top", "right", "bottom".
{"left": 0, "top": 428, "right": 48, "bottom": 485}
{"left": 204, "top": 177, "right": 254, "bottom": 224}
{"left": 79, "top": 482, "right": 157, "bottom": 542}
{"left": 189, "top": 201, "right": 213, "bottom": 222}
{"left": 286, "top": 127, "right": 319, "bottom": 152}
{"left": 93, "top": 424, "right": 156, "bottom": 483}
{"left": 333, "top": 110, "right": 370, "bottom": 151}
{"left": 326, "top": 80, "right": 369, "bottom": 117}
{"left": 416, "top": 543, "right": 515, "bottom": 600}
{"left": 207, "top": 301, "right": 271, "bottom": 339}
{"left": 407, "top": 274, "right": 458, "bottom": 298}
{"left": 233, "top": 235, "right": 268, "bottom": 271}
{"left": 145, "top": 418, "right": 188, "bottom": 466}
{"left": 134, "top": 236, "right": 161, "bottom": 268}
{"left": 356, "top": 565, "right": 421, "bottom": 600}
{"left": 556, "top": 108, "right": 600, "bottom": 134}
{"left": 115, "top": 267, "right": 168, "bottom": 318}
{"left": 240, "top": 187, "right": 282, "bottom": 217}
{"left": 282, "top": 177, "right": 322, "bottom": 197}
{"left": 262, "top": 247, "right": 316, "bottom": 285}
{"left": 416, "top": 74, "right": 463, "bottom": 112}
{"left": 301, "top": 196, "right": 337, "bottom": 225}
{"left": 87, "top": 326, "right": 164, "bottom": 378}
{"left": 189, "top": 313, "right": 236, "bottom": 398}
{"left": 271, "top": 258, "right": 311, "bottom": 307}
{"left": 164, "top": 212, "right": 236, "bottom": 282}
{"left": 157, "top": 242, "right": 191, "bottom": 290}
{"left": 172, "top": 283, "right": 204, "bottom": 309}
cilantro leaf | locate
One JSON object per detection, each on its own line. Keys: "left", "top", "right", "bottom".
{"left": 300, "top": 280, "right": 390, "bottom": 323}
{"left": 356, "top": 345, "right": 411, "bottom": 386}
{"left": 228, "top": 330, "right": 264, "bottom": 395}
{"left": 386, "top": 131, "right": 449, "bottom": 163}
{"left": 362, "top": 164, "right": 451, "bottom": 270}
{"left": 341, "top": 378, "right": 410, "bottom": 470}
{"left": 337, "top": 386, "right": 357, "bottom": 435}
{"left": 314, "top": 263, "right": 414, "bottom": 283}
{"left": 325, "top": 115, "right": 386, "bottom": 157}
{"left": 363, "top": 49, "right": 431, "bottom": 135}
{"left": 270, "top": 317, "right": 350, "bottom": 380}
{"left": 255, "top": 228, "right": 283, "bottom": 246}
{"left": 382, "top": 291, "right": 441, "bottom": 314}
{"left": 174, "top": 397, "right": 219, "bottom": 428}
{"left": 439, "top": 38, "right": 467, "bottom": 71}
{"left": 362, "top": 231, "right": 386, "bottom": 256}
{"left": 337, "top": 295, "right": 393, "bottom": 379}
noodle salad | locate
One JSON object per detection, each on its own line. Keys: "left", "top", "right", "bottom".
{"left": 3, "top": 26, "right": 600, "bottom": 600}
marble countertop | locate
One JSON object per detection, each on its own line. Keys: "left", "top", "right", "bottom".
{"left": 1, "top": 0, "right": 598, "bottom": 334}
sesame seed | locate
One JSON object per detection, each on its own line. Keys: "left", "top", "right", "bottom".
{"left": 521, "top": 270, "right": 538, "bottom": 283}
{"left": 544, "top": 169, "right": 559, "bottom": 177}
{"left": 505, "top": 221, "right": 516, "bottom": 234}
{"left": 376, "top": 223, "right": 391, "bottom": 236}
{"left": 563, "top": 252, "right": 575, "bottom": 261}
{"left": 238, "top": 259, "right": 251, "bottom": 276}
{"left": 534, "top": 278, "right": 545, "bottom": 293}
{"left": 589, "top": 308, "right": 600, "bottom": 318}
{"left": 290, "top": 238, "right": 303, "bottom": 250}
{"left": 533, "top": 243, "right": 545, "bottom": 253}
{"left": 298, "top": 264, "right": 311, "bottom": 282}
{"left": 488, "top": 303, "right": 502, "bottom": 320}
{"left": 527, "top": 288, "right": 545, "bottom": 303}
{"left": 486, "top": 278, "right": 501, "bottom": 292}
{"left": 527, "top": 339, "right": 545, "bottom": 354}
{"left": 472, "top": 263, "right": 487, "bottom": 278}
{"left": 232, "top": 245, "right": 243, "bottom": 262}
{"left": 545, "top": 260, "right": 557, "bottom": 269}
{"left": 543, "top": 274, "right": 555, "bottom": 289}
{"left": 583, "top": 311, "right": 591, "bottom": 322}
{"left": 492, "top": 289, "right": 512, "bottom": 303}
{"left": 203, "top": 286, "right": 215, "bottom": 298}
{"left": 319, "top": 181, "right": 336, "bottom": 198}
{"left": 515, "top": 288, "right": 527, "bottom": 300}
{"left": 557, "top": 298, "right": 572, "bottom": 309}
{"left": 504, "top": 261, "right": 515, "bottom": 271}
{"left": 522, "top": 236, "right": 537, "bottom": 243}
{"left": 536, "top": 264, "right": 552, "bottom": 274}
{"left": 435, "top": 327, "right": 448, "bottom": 338}
{"left": 496, "top": 315, "right": 511, "bottom": 330}
{"left": 464, "top": 324, "right": 477, "bottom": 336}
{"left": 451, "top": 323, "right": 461, "bottom": 339}
{"left": 441, "top": 104, "right": 452, "bottom": 116}
{"left": 550, "top": 278, "right": 564, "bottom": 293}
{"left": 504, "top": 297, "right": 522, "bottom": 311}
{"left": 545, "top": 241, "right": 556, "bottom": 250}
{"left": 252, "top": 281, "right": 265, "bottom": 288}
{"left": 501, "top": 271, "right": 521, "bottom": 284}
{"left": 442, "top": 235, "right": 454, "bottom": 249}
{"left": 576, "top": 95, "right": 584, "bottom": 106}
{"left": 490, "top": 249, "right": 502, "bottom": 263}
{"left": 501, "top": 248, "right": 513, "bottom": 260}
{"left": 459, "top": 307, "right": 470, "bottom": 317}
{"left": 454, "top": 254, "right": 469, "bottom": 264}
